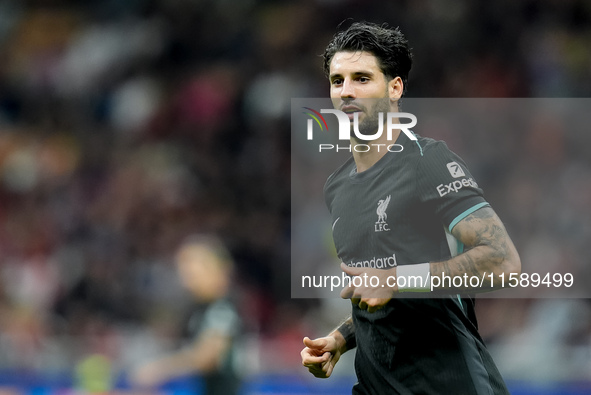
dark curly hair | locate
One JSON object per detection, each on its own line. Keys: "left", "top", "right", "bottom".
{"left": 323, "top": 21, "right": 413, "bottom": 95}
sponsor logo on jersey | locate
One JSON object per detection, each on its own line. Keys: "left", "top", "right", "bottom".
{"left": 348, "top": 253, "right": 397, "bottom": 268}
{"left": 436, "top": 178, "right": 478, "bottom": 197}
{"left": 375, "top": 195, "right": 391, "bottom": 232}
{"left": 446, "top": 161, "right": 465, "bottom": 178}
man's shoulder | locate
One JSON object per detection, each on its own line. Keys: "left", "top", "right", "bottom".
{"left": 414, "top": 134, "right": 452, "bottom": 156}
{"left": 324, "top": 156, "right": 355, "bottom": 189}
{"left": 412, "top": 135, "right": 464, "bottom": 170}
{"left": 200, "top": 298, "right": 241, "bottom": 337}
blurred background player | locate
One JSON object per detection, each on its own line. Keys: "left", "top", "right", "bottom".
{"left": 130, "top": 235, "right": 241, "bottom": 395}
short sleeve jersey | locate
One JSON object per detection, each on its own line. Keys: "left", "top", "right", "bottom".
{"left": 324, "top": 132, "right": 509, "bottom": 395}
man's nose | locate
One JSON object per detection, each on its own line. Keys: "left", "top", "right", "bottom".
{"left": 340, "top": 79, "right": 355, "bottom": 99}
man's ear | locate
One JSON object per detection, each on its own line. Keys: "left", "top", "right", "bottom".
{"left": 388, "top": 76, "right": 403, "bottom": 99}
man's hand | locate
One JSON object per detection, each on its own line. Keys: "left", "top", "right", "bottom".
{"left": 340, "top": 263, "right": 397, "bottom": 313}
{"left": 301, "top": 336, "right": 342, "bottom": 378}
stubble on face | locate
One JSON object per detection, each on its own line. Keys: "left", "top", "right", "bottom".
{"left": 351, "top": 94, "right": 391, "bottom": 144}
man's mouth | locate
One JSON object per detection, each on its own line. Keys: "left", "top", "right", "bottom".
{"left": 341, "top": 105, "right": 362, "bottom": 113}
{"left": 341, "top": 105, "right": 363, "bottom": 119}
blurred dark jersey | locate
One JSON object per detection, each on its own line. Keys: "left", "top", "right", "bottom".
{"left": 185, "top": 298, "right": 241, "bottom": 395}
{"left": 324, "top": 132, "right": 510, "bottom": 394}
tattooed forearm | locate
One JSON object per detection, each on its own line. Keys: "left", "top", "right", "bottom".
{"left": 430, "top": 206, "right": 521, "bottom": 292}
{"left": 336, "top": 316, "right": 356, "bottom": 351}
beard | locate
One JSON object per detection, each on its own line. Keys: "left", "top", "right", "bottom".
{"left": 351, "top": 97, "right": 391, "bottom": 144}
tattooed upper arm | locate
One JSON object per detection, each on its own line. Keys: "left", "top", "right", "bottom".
{"left": 451, "top": 206, "right": 502, "bottom": 247}
{"left": 450, "top": 206, "right": 520, "bottom": 274}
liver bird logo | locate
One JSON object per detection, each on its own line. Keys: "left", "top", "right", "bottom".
{"left": 376, "top": 195, "right": 391, "bottom": 224}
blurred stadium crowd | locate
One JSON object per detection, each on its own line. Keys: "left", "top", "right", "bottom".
{"left": 0, "top": 0, "right": 590, "bottom": 389}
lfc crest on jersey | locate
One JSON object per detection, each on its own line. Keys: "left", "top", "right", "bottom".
{"left": 375, "top": 195, "right": 391, "bottom": 232}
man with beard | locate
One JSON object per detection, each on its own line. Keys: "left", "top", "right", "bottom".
{"left": 301, "top": 22, "right": 520, "bottom": 394}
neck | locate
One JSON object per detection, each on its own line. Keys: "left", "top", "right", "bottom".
{"left": 352, "top": 129, "right": 401, "bottom": 173}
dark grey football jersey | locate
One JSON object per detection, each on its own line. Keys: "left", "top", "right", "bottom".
{"left": 324, "top": 132, "right": 509, "bottom": 395}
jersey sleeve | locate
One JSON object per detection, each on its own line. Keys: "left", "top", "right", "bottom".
{"left": 200, "top": 299, "right": 240, "bottom": 338}
{"left": 416, "top": 141, "right": 489, "bottom": 231}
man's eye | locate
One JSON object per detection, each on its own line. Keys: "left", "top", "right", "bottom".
{"left": 332, "top": 79, "right": 343, "bottom": 85}
{"left": 359, "top": 77, "right": 370, "bottom": 83}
